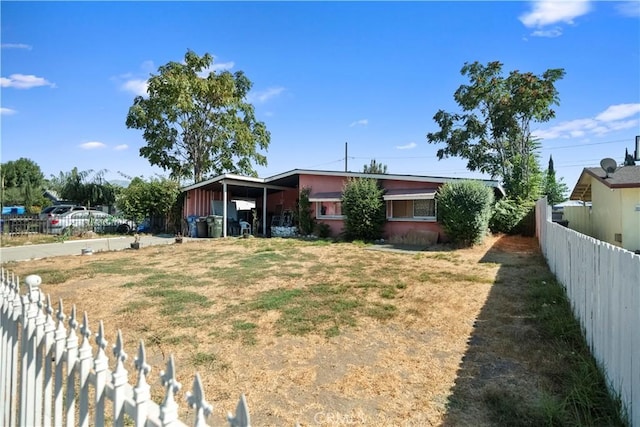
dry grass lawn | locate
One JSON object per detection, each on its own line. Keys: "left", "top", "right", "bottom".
{"left": 3, "top": 234, "right": 584, "bottom": 426}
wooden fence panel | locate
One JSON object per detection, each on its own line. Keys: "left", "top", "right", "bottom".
{"left": 536, "top": 198, "right": 640, "bottom": 426}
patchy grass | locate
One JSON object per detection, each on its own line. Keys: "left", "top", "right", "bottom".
{"left": 3, "top": 235, "right": 624, "bottom": 426}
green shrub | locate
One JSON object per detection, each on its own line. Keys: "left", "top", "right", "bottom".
{"left": 315, "top": 222, "right": 331, "bottom": 238}
{"left": 490, "top": 199, "right": 536, "bottom": 236}
{"left": 295, "top": 187, "right": 315, "bottom": 235}
{"left": 341, "top": 177, "right": 386, "bottom": 241}
{"left": 490, "top": 198, "right": 526, "bottom": 234}
{"left": 437, "top": 180, "right": 494, "bottom": 246}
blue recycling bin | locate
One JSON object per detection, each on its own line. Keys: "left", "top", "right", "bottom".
{"left": 187, "top": 215, "right": 199, "bottom": 237}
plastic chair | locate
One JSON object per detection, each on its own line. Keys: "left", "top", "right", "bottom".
{"left": 239, "top": 221, "right": 251, "bottom": 236}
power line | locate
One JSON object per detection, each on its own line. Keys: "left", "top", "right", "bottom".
{"left": 541, "top": 138, "right": 631, "bottom": 150}
{"left": 304, "top": 158, "right": 344, "bottom": 169}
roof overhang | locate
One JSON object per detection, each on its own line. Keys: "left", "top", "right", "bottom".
{"left": 308, "top": 191, "right": 342, "bottom": 202}
{"left": 181, "top": 173, "right": 293, "bottom": 199}
{"left": 570, "top": 171, "right": 594, "bottom": 202}
{"left": 383, "top": 189, "right": 437, "bottom": 200}
{"left": 181, "top": 169, "right": 507, "bottom": 199}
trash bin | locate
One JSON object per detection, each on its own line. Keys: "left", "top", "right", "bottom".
{"left": 196, "top": 217, "right": 208, "bottom": 238}
{"left": 207, "top": 215, "right": 223, "bottom": 238}
{"left": 187, "top": 215, "right": 199, "bottom": 238}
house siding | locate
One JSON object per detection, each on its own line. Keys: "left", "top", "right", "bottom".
{"left": 299, "top": 173, "right": 445, "bottom": 240}
{"left": 183, "top": 188, "right": 216, "bottom": 218}
{"left": 621, "top": 187, "right": 640, "bottom": 252}
{"left": 592, "top": 180, "right": 622, "bottom": 246}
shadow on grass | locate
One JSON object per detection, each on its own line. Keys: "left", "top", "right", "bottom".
{"left": 442, "top": 235, "right": 625, "bottom": 427}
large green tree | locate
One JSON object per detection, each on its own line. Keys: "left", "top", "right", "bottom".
{"left": 51, "top": 168, "right": 118, "bottom": 207}
{"left": 117, "top": 177, "right": 180, "bottom": 225}
{"left": 126, "top": 50, "right": 271, "bottom": 183}
{"left": 362, "top": 159, "right": 388, "bottom": 174}
{"left": 427, "top": 61, "right": 565, "bottom": 202}
{"left": 1, "top": 158, "right": 46, "bottom": 209}
{"left": 542, "top": 155, "right": 568, "bottom": 206}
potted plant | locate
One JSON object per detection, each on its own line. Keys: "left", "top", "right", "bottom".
{"left": 131, "top": 234, "right": 141, "bottom": 249}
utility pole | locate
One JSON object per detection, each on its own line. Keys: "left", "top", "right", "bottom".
{"left": 344, "top": 142, "right": 348, "bottom": 172}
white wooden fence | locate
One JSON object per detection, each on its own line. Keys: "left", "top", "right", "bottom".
{"left": 536, "top": 198, "right": 640, "bottom": 426}
{"left": 0, "top": 268, "right": 254, "bottom": 427}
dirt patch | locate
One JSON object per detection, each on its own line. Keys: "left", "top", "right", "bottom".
{"left": 4, "top": 234, "right": 550, "bottom": 426}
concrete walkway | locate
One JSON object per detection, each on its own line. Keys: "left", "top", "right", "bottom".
{"left": 0, "top": 234, "right": 188, "bottom": 263}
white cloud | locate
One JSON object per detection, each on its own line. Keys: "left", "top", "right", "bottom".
{"left": 616, "top": 1, "right": 640, "bottom": 17}
{"left": 606, "top": 118, "right": 639, "bottom": 132}
{"left": 595, "top": 103, "right": 640, "bottom": 121}
{"left": 533, "top": 103, "right": 640, "bottom": 140}
{"left": 396, "top": 142, "right": 417, "bottom": 150}
{"left": 194, "top": 58, "right": 234, "bottom": 77}
{"left": 0, "top": 73, "right": 55, "bottom": 89}
{"left": 247, "top": 87, "right": 285, "bottom": 103}
{"left": 519, "top": 0, "right": 591, "bottom": 28}
{"left": 349, "top": 119, "right": 368, "bottom": 127}
{"left": 79, "top": 141, "right": 107, "bottom": 150}
{"left": 114, "top": 144, "right": 129, "bottom": 151}
{"left": 1, "top": 43, "right": 32, "bottom": 50}
{"left": 0, "top": 107, "right": 17, "bottom": 115}
{"left": 204, "top": 61, "right": 235, "bottom": 74}
{"left": 121, "top": 79, "right": 148, "bottom": 97}
{"left": 530, "top": 27, "right": 563, "bottom": 38}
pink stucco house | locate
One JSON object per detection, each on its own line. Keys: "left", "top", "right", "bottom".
{"left": 181, "top": 169, "right": 504, "bottom": 241}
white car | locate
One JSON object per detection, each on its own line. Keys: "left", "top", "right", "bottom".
{"left": 47, "top": 210, "right": 136, "bottom": 235}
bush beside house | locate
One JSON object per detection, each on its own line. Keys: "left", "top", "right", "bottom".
{"left": 437, "top": 180, "right": 494, "bottom": 246}
{"left": 341, "top": 177, "right": 386, "bottom": 241}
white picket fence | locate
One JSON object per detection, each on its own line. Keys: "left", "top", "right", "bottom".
{"left": 0, "top": 268, "right": 254, "bottom": 427}
{"left": 536, "top": 198, "right": 640, "bottom": 426}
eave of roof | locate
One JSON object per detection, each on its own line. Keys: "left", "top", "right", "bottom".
{"left": 570, "top": 165, "right": 640, "bottom": 201}
{"left": 182, "top": 168, "right": 506, "bottom": 196}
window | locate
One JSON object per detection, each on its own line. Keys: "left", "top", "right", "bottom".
{"left": 384, "top": 190, "right": 437, "bottom": 221}
{"left": 309, "top": 192, "right": 344, "bottom": 219}
{"left": 413, "top": 199, "right": 435, "bottom": 218}
{"left": 317, "top": 201, "right": 343, "bottom": 219}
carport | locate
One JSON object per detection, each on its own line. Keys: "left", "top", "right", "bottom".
{"left": 181, "top": 173, "right": 298, "bottom": 237}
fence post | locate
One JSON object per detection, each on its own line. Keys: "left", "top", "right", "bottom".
{"left": 8, "top": 273, "right": 22, "bottom": 427}
{"left": 33, "top": 276, "right": 47, "bottom": 427}
{"left": 78, "top": 312, "right": 93, "bottom": 427}
{"left": 159, "top": 355, "right": 182, "bottom": 425}
{"left": 53, "top": 300, "right": 67, "bottom": 427}
{"left": 65, "top": 305, "right": 79, "bottom": 427}
{"left": 112, "top": 330, "right": 129, "bottom": 426}
{"left": 0, "top": 269, "right": 19, "bottom": 427}
{"left": 227, "top": 394, "right": 251, "bottom": 427}
{"left": 42, "top": 295, "right": 56, "bottom": 427}
{"left": 94, "top": 321, "right": 108, "bottom": 426}
{"left": 133, "top": 341, "right": 151, "bottom": 426}
{"left": 20, "top": 275, "right": 42, "bottom": 427}
{"left": 186, "top": 373, "right": 213, "bottom": 427}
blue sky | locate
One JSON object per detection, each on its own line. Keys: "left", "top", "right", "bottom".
{"left": 1, "top": 1, "right": 639, "bottom": 192}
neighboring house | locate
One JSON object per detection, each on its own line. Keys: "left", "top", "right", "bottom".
{"left": 182, "top": 169, "right": 504, "bottom": 242}
{"left": 567, "top": 165, "right": 640, "bottom": 252}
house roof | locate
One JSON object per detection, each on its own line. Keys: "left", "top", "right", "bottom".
{"left": 182, "top": 168, "right": 506, "bottom": 198}
{"left": 570, "top": 165, "right": 640, "bottom": 201}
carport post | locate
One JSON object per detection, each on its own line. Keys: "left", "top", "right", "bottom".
{"left": 263, "top": 187, "right": 267, "bottom": 236}
{"left": 222, "top": 181, "right": 228, "bottom": 237}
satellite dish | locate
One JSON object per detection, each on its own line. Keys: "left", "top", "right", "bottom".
{"left": 600, "top": 158, "right": 617, "bottom": 177}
